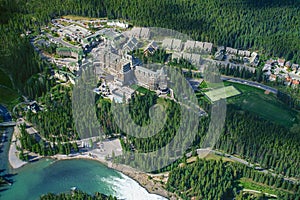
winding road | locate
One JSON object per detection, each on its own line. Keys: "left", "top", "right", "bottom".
{"left": 192, "top": 148, "right": 299, "bottom": 184}
{"left": 220, "top": 75, "right": 278, "bottom": 94}
{"left": 45, "top": 33, "right": 78, "bottom": 49}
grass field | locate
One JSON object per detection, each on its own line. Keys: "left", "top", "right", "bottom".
{"left": 130, "top": 84, "right": 155, "bottom": 95}
{"left": 205, "top": 81, "right": 225, "bottom": 90}
{"left": 62, "top": 15, "right": 106, "bottom": 21}
{"left": 238, "top": 177, "right": 292, "bottom": 196}
{"left": 224, "top": 81, "right": 298, "bottom": 128}
{"left": 186, "top": 153, "right": 234, "bottom": 164}
{"left": 205, "top": 85, "right": 241, "bottom": 102}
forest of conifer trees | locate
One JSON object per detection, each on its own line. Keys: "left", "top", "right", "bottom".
{"left": 1, "top": 0, "right": 299, "bottom": 98}
{"left": 1, "top": 0, "right": 299, "bottom": 198}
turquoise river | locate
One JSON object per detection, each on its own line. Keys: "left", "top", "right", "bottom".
{"left": 0, "top": 105, "right": 166, "bottom": 200}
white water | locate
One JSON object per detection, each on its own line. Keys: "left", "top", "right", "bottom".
{"left": 101, "top": 173, "right": 168, "bottom": 200}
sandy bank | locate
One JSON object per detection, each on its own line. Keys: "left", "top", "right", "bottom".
{"left": 51, "top": 153, "right": 179, "bottom": 200}
{"left": 8, "top": 126, "right": 27, "bottom": 169}
{"left": 8, "top": 122, "right": 178, "bottom": 199}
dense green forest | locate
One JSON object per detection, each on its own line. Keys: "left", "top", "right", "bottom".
{"left": 1, "top": 0, "right": 300, "bottom": 98}
{"left": 26, "top": 85, "right": 78, "bottom": 142}
{"left": 18, "top": 123, "right": 79, "bottom": 160}
{"left": 167, "top": 158, "right": 300, "bottom": 199}
{"left": 40, "top": 190, "right": 116, "bottom": 200}
{"left": 122, "top": 92, "right": 181, "bottom": 153}
{"left": 219, "top": 65, "right": 259, "bottom": 81}
{"left": 215, "top": 105, "right": 300, "bottom": 178}
{"left": 277, "top": 88, "right": 300, "bottom": 110}
{"left": 95, "top": 87, "right": 300, "bottom": 177}
{"left": 21, "top": 84, "right": 80, "bottom": 158}
{"left": 1, "top": 0, "right": 300, "bottom": 198}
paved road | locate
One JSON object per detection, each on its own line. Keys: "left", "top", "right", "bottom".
{"left": 46, "top": 33, "right": 77, "bottom": 49}
{"left": 12, "top": 96, "right": 30, "bottom": 116}
{"left": 201, "top": 149, "right": 299, "bottom": 184}
{"left": 8, "top": 130, "right": 27, "bottom": 169}
{"left": 241, "top": 189, "right": 277, "bottom": 198}
{"left": 181, "top": 67, "right": 277, "bottom": 94}
{"left": 221, "top": 75, "right": 278, "bottom": 94}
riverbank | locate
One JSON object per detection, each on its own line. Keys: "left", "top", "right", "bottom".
{"left": 110, "top": 163, "right": 178, "bottom": 200}
{"left": 8, "top": 135, "right": 177, "bottom": 199}
{"left": 50, "top": 152, "right": 179, "bottom": 199}
{"left": 7, "top": 116, "right": 177, "bottom": 199}
{"left": 8, "top": 126, "right": 27, "bottom": 169}
{"left": 0, "top": 105, "right": 13, "bottom": 173}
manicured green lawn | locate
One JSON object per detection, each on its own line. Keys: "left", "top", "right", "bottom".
{"left": 224, "top": 81, "right": 267, "bottom": 94}
{"left": 205, "top": 85, "right": 241, "bottom": 102}
{"left": 206, "top": 81, "right": 225, "bottom": 90}
{"left": 130, "top": 84, "right": 155, "bottom": 95}
{"left": 224, "top": 81, "right": 298, "bottom": 128}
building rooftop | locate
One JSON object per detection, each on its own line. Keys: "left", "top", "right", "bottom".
{"left": 289, "top": 73, "right": 300, "bottom": 81}
{"left": 191, "top": 53, "right": 201, "bottom": 64}
{"left": 99, "top": 29, "right": 120, "bottom": 40}
{"left": 148, "top": 41, "right": 158, "bottom": 49}
{"left": 182, "top": 52, "right": 191, "bottom": 60}
{"left": 140, "top": 28, "right": 150, "bottom": 39}
{"left": 226, "top": 47, "right": 238, "bottom": 54}
{"left": 203, "top": 42, "right": 213, "bottom": 52}
{"left": 162, "top": 38, "right": 173, "bottom": 50}
{"left": 123, "top": 37, "right": 139, "bottom": 52}
{"left": 127, "top": 27, "right": 141, "bottom": 38}
{"left": 135, "top": 66, "right": 160, "bottom": 77}
{"left": 172, "top": 52, "right": 182, "bottom": 60}
{"left": 184, "top": 40, "right": 196, "bottom": 51}
{"left": 172, "top": 39, "right": 182, "bottom": 51}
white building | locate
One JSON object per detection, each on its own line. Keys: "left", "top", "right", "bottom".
{"left": 107, "top": 21, "right": 129, "bottom": 29}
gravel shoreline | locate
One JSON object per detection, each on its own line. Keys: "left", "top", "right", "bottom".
{"left": 50, "top": 154, "right": 179, "bottom": 199}
{"left": 8, "top": 132, "right": 178, "bottom": 199}
{"left": 8, "top": 126, "right": 27, "bottom": 169}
